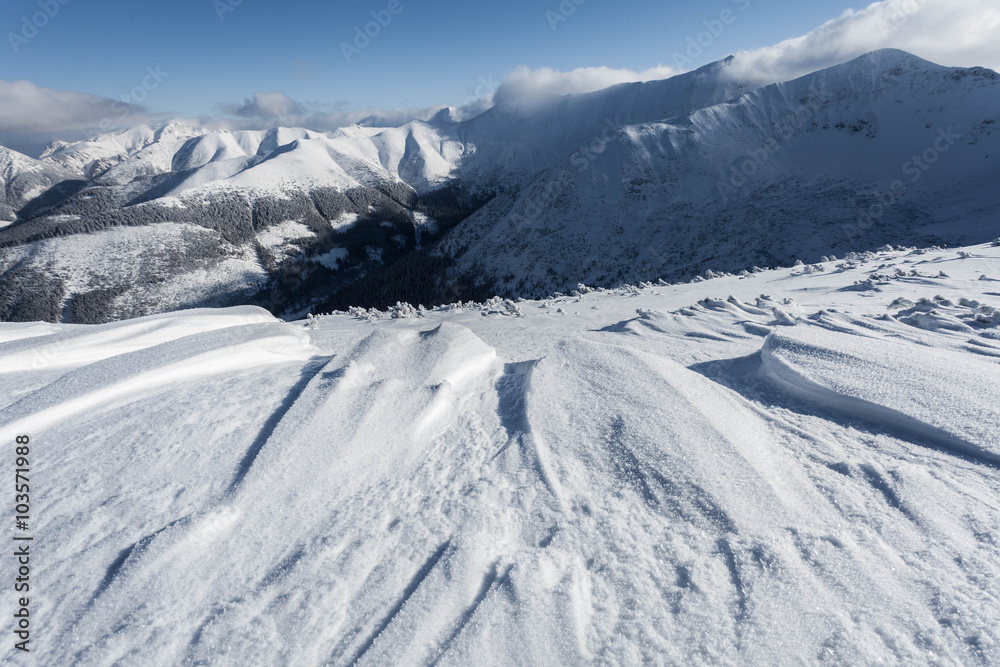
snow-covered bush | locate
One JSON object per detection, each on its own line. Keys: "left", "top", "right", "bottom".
{"left": 481, "top": 296, "right": 521, "bottom": 316}
{"left": 389, "top": 302, "right": 420, "bottom": 318}
{"left": 348, "top": 306, "right": 382, "bottom": 321}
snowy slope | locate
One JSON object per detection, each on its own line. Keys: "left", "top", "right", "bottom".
{"left": 443, "top": 50, "right": 1000, "bottom": 295}
{"left": 451, "top": 55, "right": 768, "bottom": 187}
{"left": 40, "top": 121, "right": 205, "bottom": 178}
{"left": 0, "top": 147, "right": 78, "bottom": 221}
{"left": 1, "top": 241, "right": 999, "bottom": 664}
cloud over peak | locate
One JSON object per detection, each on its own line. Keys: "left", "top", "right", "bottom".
{"left": 725, "top": 0, "right": 1000, "bottom": 81}
{"left": 0, "top": 80, "right": 163, "bottom": 156}
{"left": 493, "top": 64, "right": 680, "bottom": 104}
{"left": 221, "top": 91, "right": 306, "bottom": 119}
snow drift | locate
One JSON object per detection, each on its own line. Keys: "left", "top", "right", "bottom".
{"left": 2, "top": 242, "right": 998, "bottom": 664}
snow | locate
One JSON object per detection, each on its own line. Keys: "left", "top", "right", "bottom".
{"left": 2, "top": 241, "right": 999, "bottom": 663}
{"left": 0, "top": 307, "right": 274, "bottom": 375}
{"left": 0, "top": 223, "right": 268, "bottom": 319}
{"left": 255, "top": 220, "right": 316, "bottom": 250}
{"left": 316, "top": 247, "right": 349, "bottom": 270}
{"left": 440, "top": 51, "right": 1000, "bottom": 295}
{"left": 330, "top": 212, "right": 360, "bottom": 232}
{"left": 760, "top": 325, "right": 1000, "bottom": 464}
{"left": 41, "top": 122, "right": 205, "bottom": 176}
{"left": 412, "top": 212, "right": 438, "bottom": 249}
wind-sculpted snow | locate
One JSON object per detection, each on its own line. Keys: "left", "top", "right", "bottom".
{"left": 760, "top": 326, "right": 1000, "bottom": 465}
{"left": 0, "top": 316, "right": 317, "bottom": 446}
{"left": 0, "top": 306, "right": 275, "bottom": 375}
{"left": 1, "top": 243, "right": 999, "bottom": 664}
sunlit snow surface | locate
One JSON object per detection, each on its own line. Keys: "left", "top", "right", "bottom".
{"left": 1, "top": 244, "right": 999, "bottom": 664}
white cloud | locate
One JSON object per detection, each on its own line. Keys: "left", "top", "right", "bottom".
{"left": 486, "top": 0, "right": 999, "bottom": 102}
{"left": 211, "top": 101, "right": 449, "bottom": 131}
{"left": 214, "top": 67, "right": 678, "bottom": 128}
{"left": 492, "top": 64, "right": 680, "bottom": 104}
{"left": 726, "top": 0, "right": 1000, "bottom": 81}
{"left": 0, "top": 80, "right": 164, "bottom": 156}
{"left": 222, "top": 91, "right": 306, "bottom": 119}
{"left": 0, "top": 80, "right": 157, "bottom": 132}
{"left": 215, "top": 88, "right": 459, "bottom": 129}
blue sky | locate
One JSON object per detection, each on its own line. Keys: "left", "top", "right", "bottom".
{"left": 1, "top": 0, "right": 997, "bottom": 155}
{"left": 2, "top": 0, "right": 862, "bottom": 117}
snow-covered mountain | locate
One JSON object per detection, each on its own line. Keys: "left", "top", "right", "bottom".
{"left": 1, "top": 49, "right": 998, "bottom": 322}
{"left": 0, "top": 146, "right": 78, "bottom": 223}
{"left": 2, "top": 240, "right": 999, "bottom": 663}
{"left": 444, "top": 50, "right": 1000, "bottom": 295}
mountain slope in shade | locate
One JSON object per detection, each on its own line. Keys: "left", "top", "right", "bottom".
{"left": 1, "top": 242, "right": 998, "bottom": 663}
{"left": 0, "top": 146, "right": 79, "bottom": 223}
{"left": 451, "top": 55, "right": 768, "bottom": 187}
{"left": 441, "top": 50, "right": 1000, "bottom": 295}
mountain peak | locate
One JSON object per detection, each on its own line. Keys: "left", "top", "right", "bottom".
{"left": 852, "top": 48, "right": 939, "bottom": 70}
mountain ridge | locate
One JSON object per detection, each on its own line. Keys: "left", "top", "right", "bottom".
{"left": 1, "top": 49, "right": 998, "bottom": 322}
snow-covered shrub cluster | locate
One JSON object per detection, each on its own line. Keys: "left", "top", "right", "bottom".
{"left": 480, "top": 297, "right": 521, "bottom": 316}
{"left": 388, "top": 301, "right": 421, "bottom": 318}
{"left": 347, "top": 305, "right": 383, "bottom": 321}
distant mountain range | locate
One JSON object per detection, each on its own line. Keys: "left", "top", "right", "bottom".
{"left": 1, "top": 49, "right": 998, "bottom": 323}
